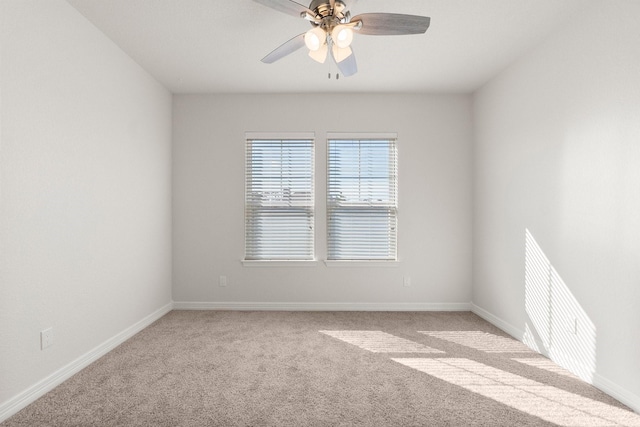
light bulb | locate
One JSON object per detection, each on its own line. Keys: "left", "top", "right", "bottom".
{"left": 305, "top": 27, "right": 326, "bottom": 51}
{"left": 331, "top": 25, "right": 353, "bottom": 49}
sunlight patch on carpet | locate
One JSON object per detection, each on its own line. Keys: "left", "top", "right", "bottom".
{"left": 392, "top": 358, "right": 640, "bottom": 427}
{"left": 319, "top": 331, "right": 444, "bottom": 353}
{"left": 419, "top": 331, "right": 534, "bottom": 353}
{"left": 512, "top": 358, "right": 579, "bottom": 378}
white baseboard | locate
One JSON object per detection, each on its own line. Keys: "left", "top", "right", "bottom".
{"left": 173, "top": 301, "right": 472, "bottom": 312}
{"left": 471, "top": 303, "right": 640, "bottom": 414}
{"left": 0, "top": 302, "right": 173, "bottom": 424}
{"left": 470, "top": 303, "right": 525, "bottom": 341}
{"left": 593, "top": 373, "right": 640, "bottom": 414}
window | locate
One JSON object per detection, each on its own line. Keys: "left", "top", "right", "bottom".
{"left": 244, "top": 133, "right": 314, "bottom": 260}
{"left": 327, "top": 133, "right": 398, "bottom": 260}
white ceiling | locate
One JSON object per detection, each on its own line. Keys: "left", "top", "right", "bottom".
{"left": 66, "top": 0, "right": 588, "bottom": 94}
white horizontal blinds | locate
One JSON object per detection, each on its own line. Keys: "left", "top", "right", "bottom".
{"left": 245, "top": 137, "right": 314, "bottom": 260}
{"left": 327, "top": 137, "right": 398, "bottom": 260}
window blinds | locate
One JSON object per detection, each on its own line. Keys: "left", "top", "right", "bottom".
{"left": 327, "top": 137, "right": 398, "bottom": 260}
{"left": 245, "top": 136, "right": 314, "bottom": 260}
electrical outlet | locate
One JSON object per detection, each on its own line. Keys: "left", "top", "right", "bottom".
{"left": 41, "top": 328, "right": 53, "bottom": 350}
{"left": 219, "top": 275, "right": 227, "bottom": 287}
{"left": 403, "top": 276, "right": 411, "bottom": 287}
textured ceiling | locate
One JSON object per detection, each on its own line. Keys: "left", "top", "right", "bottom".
{"left": 66, "top": 0, "right": 589, "bottom": 94}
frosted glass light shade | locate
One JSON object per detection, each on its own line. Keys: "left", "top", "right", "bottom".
{"left": 331, "top": 25, "right": 354, "bottom": 49}
{"left": 331, "top": 44, "right": 353, "bottom": 63}
{"left": 308, "top": 43, "right": 328, "bottom": 63}
{"left": 304, "top": 27, "right": 327, "bottom": 51}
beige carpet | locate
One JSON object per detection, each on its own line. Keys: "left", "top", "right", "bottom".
{"left": 3, "top": 311, "right": 639, "bottom": 426}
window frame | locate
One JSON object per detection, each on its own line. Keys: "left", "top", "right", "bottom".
{"left": 326, "top": 132, "right": 399, "bottom": 262}
{"left": 243, "top": 132, "right": 316, "bottom": 264}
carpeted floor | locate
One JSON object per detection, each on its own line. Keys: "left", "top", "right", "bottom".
{"left": 3, "top": 311, "right": 639, "bottom": 426}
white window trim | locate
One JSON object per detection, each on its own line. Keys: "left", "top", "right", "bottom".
{"left": 245, "top": 131, "right": 315, "bottom": 140}
{"left": 242, "top": 260, "right": 319, "bottom": 268}
{"left": 327, "top": 132, "right": 398, "bottom": 140}
{"left": 323, "top": 260, "right": 401, "bottom": 268}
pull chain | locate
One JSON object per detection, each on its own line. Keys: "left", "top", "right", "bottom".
{"left": 326, "top": 54, "right": 339, "bottom": 80}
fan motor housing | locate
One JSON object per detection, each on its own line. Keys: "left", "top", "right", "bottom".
{"left": 309, "top": 0, "right": 347, "bottom": 20}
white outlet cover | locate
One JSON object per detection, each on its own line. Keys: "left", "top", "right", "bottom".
{"left": 41, "top": 328, "right": 53, "bottom": 349}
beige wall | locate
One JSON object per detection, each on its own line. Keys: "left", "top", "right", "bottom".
{"left": 172, "top": 93, "right": 473, "bottom": 308}
{"left": 473, "top": 0, "right": 640, "bottom": 410}
{"left": 0, "top": 0, "right": 172, "bottom": 413}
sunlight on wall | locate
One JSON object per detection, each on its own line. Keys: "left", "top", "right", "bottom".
{"left": 393, "top": 358, "right": 640, "bottom": 427}
{"left": 419, "top": 331, "right": 534, "bottom": 353}
{"left": 524, "top": 229, "right": 597, "bottom": 382}
{"left": 522, "top": 322, "right": 542, "bottom": 353}
{"left": 319, "top": 331, "right": 444, "bottom": 353}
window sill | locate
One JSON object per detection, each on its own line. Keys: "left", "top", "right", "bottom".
{"left": 242, "top": 260, "right": 319, "bottom": 268}
{"left": 323, "top": 260, "right": 400, "bottom": 268}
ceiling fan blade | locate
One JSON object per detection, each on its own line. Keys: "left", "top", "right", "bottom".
{"left": 253, "top": 0, "right": 315, "bottom": 18}
{"left": 331, "top": 47, "right": 358, "bottom": 77}
{"left": 261, "top": 33, "right": 306, "bottom": 64}
{"left": 352, "top": 13, "right": 430, "bottom": 35}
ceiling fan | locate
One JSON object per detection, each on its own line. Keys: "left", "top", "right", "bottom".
{"left": 253, "top": 0, "right": 431, "bottom": 77}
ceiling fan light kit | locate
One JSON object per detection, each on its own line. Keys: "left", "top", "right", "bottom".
{"left": 332, "top": 25, "right": 354, "bottom": 48}
{"left": 308, "top": 43, "right": 328, "bottom": 63}
{"left": 331, "top": 44, "right": 352, "bottom": 63}
{"left": 304, "top": 26, "right": 326, "bottom": 51}
{"left": 255, "top": 0, "right": 431, "bottom": 77}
